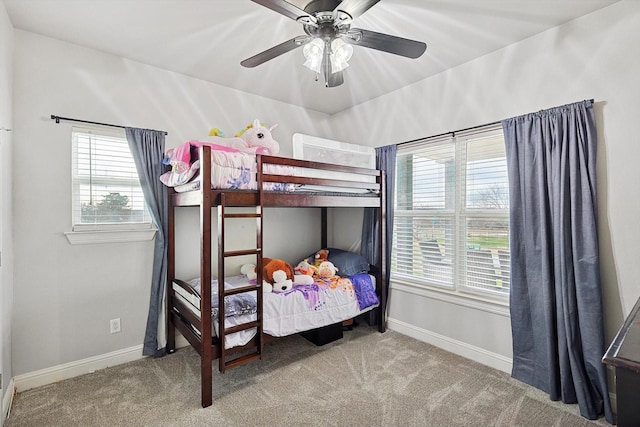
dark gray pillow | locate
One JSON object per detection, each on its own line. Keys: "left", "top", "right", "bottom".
{"left": 303, "top": 248, "right": 370, "bottom": 277}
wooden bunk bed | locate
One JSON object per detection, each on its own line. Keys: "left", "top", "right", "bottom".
{"left": 166, "top": 145, "right": 386, "bottom": 407}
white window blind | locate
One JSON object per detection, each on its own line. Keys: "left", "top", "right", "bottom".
{"left": 71, "top": 126, "right": 151, "bottom": 231}
{"left": 393, "top": 127, "right": 510, "bottom": 298}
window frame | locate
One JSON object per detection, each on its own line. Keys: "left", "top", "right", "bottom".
{"left": 391, "top": 125, "right": 509, "bottom": 303}
{"left": 66, "top": 125, "right": 156, "bottom": 244}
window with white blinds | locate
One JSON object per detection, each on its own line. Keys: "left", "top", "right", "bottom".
{"left": 71, "top": 126, "right": 151, "bottom": 231}
{"left": 392, "top": 127, "right": 510, "bottom": 299}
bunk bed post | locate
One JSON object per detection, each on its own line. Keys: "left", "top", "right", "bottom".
{"left": 217, "top": 193, "right": 227, "bottom": 372}
{"left": 321, "top": 207, "right": 328, "bottom": 249}
{"left": 200, "top": 146, "right": 213, "bottom": 407}
{"left": 378, "top": 170, "right": 387, "bottom": 333}
{"left": 167, "top": 186, "right": 176, "bottom": 352}
{"left": 256, "top": 155, "right": 265, "bottom": 360}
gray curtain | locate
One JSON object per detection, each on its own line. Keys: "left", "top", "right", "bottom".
{"left": 502, "top": 100, "right": 613, "bottom": 423}
{"left": 361, "top": 144, "right": 396, "bottom": 320}
{"left": 125, "top": 127, "right": 168, "bottom": 357}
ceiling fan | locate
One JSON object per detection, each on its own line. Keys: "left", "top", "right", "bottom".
{"left": 241, "top": 0, "right": 427, "bottom": 87}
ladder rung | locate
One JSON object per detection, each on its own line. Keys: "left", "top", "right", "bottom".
{"left": 223, "top": 249, "right": 261, "bottom": 257}
{"left": 224, "top": 213, "right": 261, "bottom": 219}
{"left": 224, "top": 352, "right": 262, "bottom": 370}
{"left": 224, "top": 320, "right": 261, "bottom": 335}
{"left": 224, "top": 284, "right": 261, "bottom": 297}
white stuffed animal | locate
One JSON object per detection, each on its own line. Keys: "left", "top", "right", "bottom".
{"left": 316, "top": 261, "right": 339, "bottom": 279}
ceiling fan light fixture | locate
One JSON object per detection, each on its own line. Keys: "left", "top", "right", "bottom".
{"left": 330, "top": 38, "right": 353, "bottom": 73}
{"left": 302, "top": 38, "right": 325, "bottom": 73}
{"left": 243, "top": 0, "right": 425, "bottom": 88}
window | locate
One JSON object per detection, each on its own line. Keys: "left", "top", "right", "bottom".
{"left": 71, "top": 126, "right": 151, "bottom": 232}
{"left": 392, "top": 126, "right": 510, "bottom": 299}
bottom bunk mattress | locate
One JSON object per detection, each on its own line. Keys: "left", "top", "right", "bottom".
{"left": 172, "top": 273, "right": 379, "bottom": 348}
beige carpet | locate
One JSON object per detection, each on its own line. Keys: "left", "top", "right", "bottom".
{"left": 5, "top": 326, "right": 611, "bottom": 426}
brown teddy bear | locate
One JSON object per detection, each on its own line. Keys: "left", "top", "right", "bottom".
{"left": 314, "top": 249, "right": 330, "bottom": 267}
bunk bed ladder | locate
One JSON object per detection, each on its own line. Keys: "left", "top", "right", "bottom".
{"left": 217, "top": 192, "right": 264, "bottom": 373}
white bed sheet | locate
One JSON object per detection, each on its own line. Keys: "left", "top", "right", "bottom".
{"left": 263, "top": 275, "right": 377, "bottom": 336}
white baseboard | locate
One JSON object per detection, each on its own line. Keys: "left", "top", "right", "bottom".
{"left": 2, "top": 377, "right": 15, "bottom": 425}
{"left": 13, "top": 334, "right": 192, "bottom": 394}
{"left": 14, "top": 345, "right": 146, "bottom": 392}
{"left": 388, "top": 317, "right": 513, "bottom": 374}
{"left": 388, "top": 319, "right": 621, "bottom": 418}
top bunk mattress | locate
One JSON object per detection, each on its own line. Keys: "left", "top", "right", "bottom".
{"left": 161, "top": 143, "right": 381, "bottom": 196}
{"left": 162, "top": 148, "right": 296, "bottom": 192}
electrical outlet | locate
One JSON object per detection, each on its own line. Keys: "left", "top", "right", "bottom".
{"left": 110, "top": 318, "right": 121, "bottom": 334}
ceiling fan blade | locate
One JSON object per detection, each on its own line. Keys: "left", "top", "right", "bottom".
{"left": 334, "top": 0, "right": 380, "bottom": 20}
{"left": 241, "top": 36, "right": 311, "bottom": 68}
{"left": 250, "top": 0, "right": 316, "bottom": 24}
{"left": 345, "top": 28, "right": 427, "bottom": 59}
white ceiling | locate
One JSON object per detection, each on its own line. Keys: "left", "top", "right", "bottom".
{"left": 4, "top": 0, "right": 619, "bottom": 115}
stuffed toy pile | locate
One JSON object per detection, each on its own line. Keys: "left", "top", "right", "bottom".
{"left": 298, "top": 249, "right": 339, "bottom": 279}
{"left": 241, "top": 257, "right": 313, "bottom": 293}
{"left": 241, "top": 249, "right": 342, "bottom": 293}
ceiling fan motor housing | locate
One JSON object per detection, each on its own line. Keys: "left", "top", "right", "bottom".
{"left": 303, "top": 0, "right": 344, "bottom": 15}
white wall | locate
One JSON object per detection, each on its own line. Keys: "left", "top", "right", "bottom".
{"left": 11, "top": 30, "right": 333, "bottom": 377}
{"left": 0, "top": 0, "right": 14, "bottom": 421}
{"left": 331, "top": 0, "right": 639, "bottom": 367}
{"left": 9, "top": 0, "right": 640, "bottom": 391}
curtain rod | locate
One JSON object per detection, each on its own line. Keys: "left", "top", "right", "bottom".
{"left": 401, "top": 120, "right": 501, "bottom": 146}
{"left": 50, "top": 115, "right": 168, "bottom": 135}
{"left": 400, "top": 98, "right": 596, "bottom": 146}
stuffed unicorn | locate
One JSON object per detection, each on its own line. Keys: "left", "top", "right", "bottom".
{"left": 205, "top": 119, "right": 280, "bottom": 155}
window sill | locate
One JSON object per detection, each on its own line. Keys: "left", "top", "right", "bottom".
{"left": 390, "top": 277, "right": 510, "bottom": 318}
{"left": 65, "top": 229, "right": 157, "bottom": 245}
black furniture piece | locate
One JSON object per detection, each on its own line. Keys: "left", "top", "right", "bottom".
{"left": 603, "top": 296, "right": 640, "bottom": 426}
